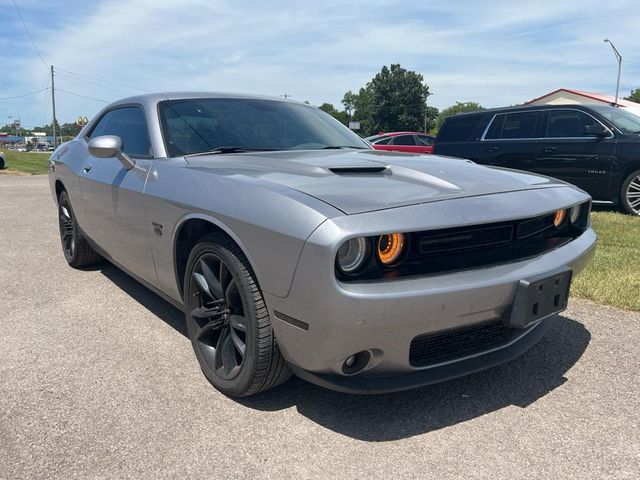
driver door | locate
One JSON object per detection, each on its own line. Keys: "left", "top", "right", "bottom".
{"left": 78, "top": 106, "right": 157, "bottom": 284}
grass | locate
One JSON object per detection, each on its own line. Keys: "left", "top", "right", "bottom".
{"left": 572, "top": 209, "right": 640, "bottom": 311}
{"left": 1, "top": 150, "right": 50, "bottom": 175}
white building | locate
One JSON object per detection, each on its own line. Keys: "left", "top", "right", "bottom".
{"left": 526, "top": 88, "right": 640, "bottom": 116}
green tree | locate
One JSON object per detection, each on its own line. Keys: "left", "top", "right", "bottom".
{"left": 318, "top": 102, "right": 349, "bottom": 125}
{"left": 424, "top": 106, "right": 439, "bottom": 133}
{"left": 368, "top": 64, "right": 430, "bottom": 134}
{"left": 341, "top": 91, "right": 357, "bottom": 118}
{"left": 436, "top": 101, "right": 484, "bottom": 130}
{"left": 624, "top": 89, "right": 640, "bottom": 103}
{"left": 351, "top": 86, "right": 375, "bottom": 135}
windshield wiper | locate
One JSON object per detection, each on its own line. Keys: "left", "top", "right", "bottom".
{"left": 321, "top": 145, "right": 368, "bottom": 150}
{"left": 185, "top": 147, "right": 279, "bottom": 157}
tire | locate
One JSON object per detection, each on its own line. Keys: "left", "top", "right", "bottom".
{"left": 57, "top": 190, "right": 102, "bottom": 267}
{"left": 0, "top": 155, "right": 5, "bottom": 169}
{"left": 183, "top": 233, "right": 291, "bottom": 397}
{"left": 619, "top": 169, "right": 640, "bottom": 215}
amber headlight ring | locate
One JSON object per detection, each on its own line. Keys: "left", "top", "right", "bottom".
{"left": 376, "top": 232, "right": 408, "bottom": 267}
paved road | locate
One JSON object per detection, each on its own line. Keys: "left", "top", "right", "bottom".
{"left": 1, "top": 175, "right": 639, "bottom": 479}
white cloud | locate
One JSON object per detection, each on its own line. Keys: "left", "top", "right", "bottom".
{"left": 3, "top": 0, "right": 640, "bottom": 125}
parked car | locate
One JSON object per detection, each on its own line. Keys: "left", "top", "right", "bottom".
{"left": 49, "top": 92, "right": 595, "bottom": 397}
{"left": 434, "top": 104, "right": 640, "bottom": 215}
{"left": 366, "top": 131, "right": 435, "bottom": 154}
{"left": 0, "top": 151, "right": 5, "bottom": 169}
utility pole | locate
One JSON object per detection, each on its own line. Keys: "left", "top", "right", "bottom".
{"left": 604, "top": 39, "right": 622, "bottom": 106}
{"left": 51, "top": 65, "right": 57, "bottom": 148}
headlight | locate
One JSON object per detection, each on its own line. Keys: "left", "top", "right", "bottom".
{"left": 553, "top": 209, "right": 566, "bottom": 228}
{"left": 377, "top": 233, "right": 406, "bottom": 265}
{"left": 569, "top": 205, "right": 581, "bottom": 224}
{"left": 337, "top": 237, "right": 369, "bottom": 274}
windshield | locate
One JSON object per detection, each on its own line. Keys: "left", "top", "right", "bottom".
{"left": 158, "top": 98, "right": 369, "bottom": 156}
{"left": 591, "top": 105, "right": 640, "bottom": 134}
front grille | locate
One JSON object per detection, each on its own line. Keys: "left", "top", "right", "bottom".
{"left": 409, "top": 320, "right": 517, "bottom": 367}
{"left": 418, "top": 224, "right": 513, "bottom": 254}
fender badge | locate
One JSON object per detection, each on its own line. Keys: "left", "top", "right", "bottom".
{"left": 152, "top": 222, "right": 163, "bottom": 236}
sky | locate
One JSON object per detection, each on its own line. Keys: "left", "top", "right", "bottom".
{"left": 1, "top": 0, "right": 640, "bottom": 128}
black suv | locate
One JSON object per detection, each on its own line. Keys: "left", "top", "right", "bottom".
{"left": 434, "top": 104, "right": 640, "bottom": 215}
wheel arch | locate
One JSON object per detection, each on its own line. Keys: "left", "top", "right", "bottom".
{"left": 172, "top": 214, "right": 262, "bottom": 301}
{"left": 620, "top": 162, "right": 640, "bottom": 185}
{"left": 54, "top": 179, "right": 66, "bottom": 199}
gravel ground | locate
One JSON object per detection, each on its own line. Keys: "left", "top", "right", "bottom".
{"left": 1, "top": 175, "right": 639, "bottom": 480}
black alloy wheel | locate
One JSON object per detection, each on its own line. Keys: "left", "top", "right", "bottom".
{"left": 57, "top": 190, "right": 101, "bottom": 267}
{"left": 184, "top": 234, "right": 290, "bottom": 397}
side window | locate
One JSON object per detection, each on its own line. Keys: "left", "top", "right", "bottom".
{"left": 416, "top": 135, "right": 434, "bottom": 146}
{"left": 392, "top": 135, "right": 416, "bottom": 146}
{"left": 374, "top": 137, "right": 392, "bottom": 145}
{"left": 485, "top": 112, "right": 540, "bottom": 139}
{"left": 437, "top": 114, "right": 483, "bottom": 142}
{"left": 545, "top": 110, "right": 598, "bottom": 138}
{"left": 89, "top": 107, "right": 151, "bottom": 156}
{"left": 484, "top": 114, "right": 506, "bottom": 139}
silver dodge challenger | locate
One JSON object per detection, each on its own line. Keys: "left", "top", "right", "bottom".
{"left": 49, "top": 92, "right": 596, "bottom": 397}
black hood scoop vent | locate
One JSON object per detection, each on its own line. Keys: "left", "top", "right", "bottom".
{"left": 329, "top": 166, "right": 388, "bottom": 174}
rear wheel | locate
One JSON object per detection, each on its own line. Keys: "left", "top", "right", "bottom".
{"left": 57, "top": 191, "right": 102, "bottom": 267}
{"left": 620, "top": 169, "right": 640, "bottom": 215}
{"left": 183, "top": 233, "right": 291, "bottom": 397}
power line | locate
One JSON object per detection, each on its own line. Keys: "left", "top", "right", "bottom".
{"left": 55, "top": 68, "right": 146, "bottom": 93}
{"left": 0, "top": 88, "right": 49, "bottom": 101}
{"left": 12, "top": 0, "right": 48, "bottom": 69}
{"left": 55, "top": 72, "right": 128, "bottom": 98}
{"left": 55, "top": 88, "right": 109, "bottom": 103}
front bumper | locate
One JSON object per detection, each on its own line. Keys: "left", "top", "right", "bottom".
{"left": 265, "top": 188, "right": 597, "bottom": 393}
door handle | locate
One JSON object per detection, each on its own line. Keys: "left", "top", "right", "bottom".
{"left": 83, "top": 164, "right": 93, "bottom": 173}
{"left": 486, "top": 146, "right": 499, "bottom": 152}
{"left": 542, "top": 147, "right": 557, "bottom": 153}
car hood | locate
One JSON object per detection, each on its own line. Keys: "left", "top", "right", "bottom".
{"left": 186, "top": 149, "right": 568, "bottom": 215}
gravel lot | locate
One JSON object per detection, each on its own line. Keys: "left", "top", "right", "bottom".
{"left": 1, "top": 175, "right": 639, "bottom": 479}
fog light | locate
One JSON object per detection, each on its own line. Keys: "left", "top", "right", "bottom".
{"left": 553, "top": 209, "right": 566, "bottom": 228}
{"left": 342, "top": 350, "right": 371, "bottom": 375}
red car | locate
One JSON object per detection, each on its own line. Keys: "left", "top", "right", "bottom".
{"left": 366, "top": 132, "right": 435, "bottom": 154}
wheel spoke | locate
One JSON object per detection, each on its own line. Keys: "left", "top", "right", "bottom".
{"left": 229, "top": 314, "right": 246, "bottom": 332}
{"left": 225, "top": 279, "right": 242, "bottom": 313}
{"left": 200, "top": 258, "right": 223, "bottom": 299}
{"left": 220, "top": 261, "right": 232, "bottom": 293}
{"left": 60, "top": 205, "right": 71, "bottom": 220}
{"left": 196, "top": 316, "right": 225, "bottom": 340}
{"left": 214, "top": 327, "right": 242, "bottom": 378}
{"left": 213, "top": 326, "right": 230, "bottom": 371}
{"left": 230, "top": 327, "right": 246, "bottom": 358}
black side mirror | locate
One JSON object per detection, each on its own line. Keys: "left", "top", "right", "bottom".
{"left": 584, "top": 124, "right": 608, "bottom": 138}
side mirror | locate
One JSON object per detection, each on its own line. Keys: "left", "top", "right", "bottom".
{"left": 583, "top": 124, "right": 608, "bottom": 138}
{"left": 87, "top": 135, "right": 135, "bottom": 170}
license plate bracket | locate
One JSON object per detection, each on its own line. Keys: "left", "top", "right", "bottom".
{"left": 509, "top": 268, "right": 572, "bottom": 328}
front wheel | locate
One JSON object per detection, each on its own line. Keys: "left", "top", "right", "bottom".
{"left": 620, "top": 169, "right": 640, "bottom": 215}
{"left": 183, "top": 233, "right": 291, "bottom": 397}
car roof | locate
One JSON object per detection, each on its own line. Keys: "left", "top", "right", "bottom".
{"left": 377, "top": 131, "right": 433, "bottom": 137}
{"left": 447, "top": 103, "right": 611, "bottom": 119}
{"left": 106, "top": 91, "right": 305, "bottom": 109}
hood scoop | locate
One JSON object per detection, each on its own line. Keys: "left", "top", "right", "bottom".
{"left": 329, "top": 166, "right": 388, "bottom": 174}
